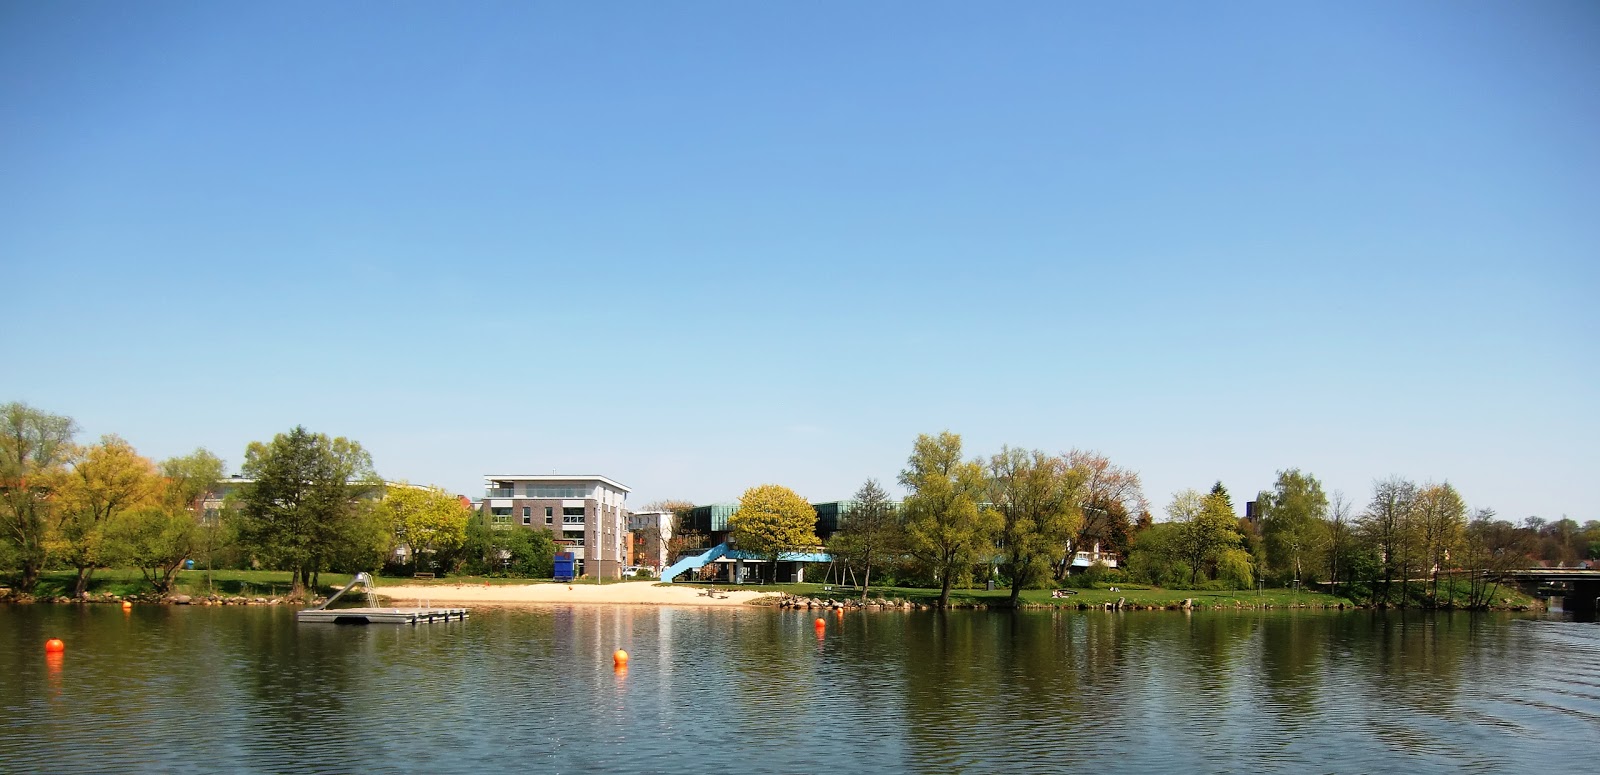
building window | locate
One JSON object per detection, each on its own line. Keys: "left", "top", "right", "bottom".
{"left": 490, "top": 507, "right": 511, "bottom": 525}
{"left": 522, "top": 514, "right": 532, "bottom": 525}
{"left": 563, "top": 506, "right": 584, "bottom": 516}
{"left": 523, "top": 506, "right": 531, "bottom": 518}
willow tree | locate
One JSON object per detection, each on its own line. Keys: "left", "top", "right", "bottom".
{"left": 900, "top": 432, "right": 997, "bottom": 608}
{"left": 0, "top": 402, "right": 77, "bottom": 593}
{"left": 1169, "top": 488, "right": 1243, "bottom": 587}
{"left": 989, "top": 447, "right": 1081, "bottom": 607}
{"left": 728, "top": 484, "right": 817, "bottom": 584}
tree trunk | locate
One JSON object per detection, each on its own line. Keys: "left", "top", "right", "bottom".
{"left": 73, "top": 566, "right": 94, "bottom": 598}
{"left": 939, "top": 569, "right": 953, "bottom": 608}
{"left": 861, "top": 564, "right": 872, "bottom": 604}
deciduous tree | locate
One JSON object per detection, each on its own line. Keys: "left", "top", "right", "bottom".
{"left": 103, "top": 448, "right": 226, "bottom": 594}
{"left": 0, "top": 402, "right": 77, "bottom": 593}
{"left": 1169, "top": 489, "right": 1243, "bottom": 587}
{"left": 900, "top": 432, "right": 998, "bottom": 607}
{"left": 827, "top": 478, "right": 901, "bottom": 602}
{"left": 234, "top": 426, "right": 380, "bottom": 596}
{"left": 1063, "top": 449, "right": 1145, "bottom": 576}
{"left": 1413, "top": 482, "right": 1466, "bottom": 603}
{"left": 728, "top": 484, "right": 817, "bottom": 584}
{"left": 380, "top": 485, "right": 470, "bottom": 573}
{"left": 988, "top": 448, "right": 1080, "bottom": 607}
{"left": 1361, "top": 477, "right": 1418, "bottom": 605}
{"left": 1259, "top": 469, "right": 1328, "bottom": 587}
{"left": 58, "top": 435, "right": 158, "bottom": 598}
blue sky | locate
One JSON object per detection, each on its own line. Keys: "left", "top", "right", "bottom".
{"left": 2, "top": 2, "right": 1595, "bottom": 520}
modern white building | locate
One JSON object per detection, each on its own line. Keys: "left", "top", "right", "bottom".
{"left": 483, "top": 474, "right": 631, "bottom": 579}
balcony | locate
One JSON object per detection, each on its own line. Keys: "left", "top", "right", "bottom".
{"left": 486, "top": 488, "right": 515, "bottom": 498}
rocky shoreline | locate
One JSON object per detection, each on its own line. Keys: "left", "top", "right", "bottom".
{"left": 771, "top": 593, "right": 1539, "bottom": 613}
{"left": 1, "top": 590, "right": 321, "bottom": 607}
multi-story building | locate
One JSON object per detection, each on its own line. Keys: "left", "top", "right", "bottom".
{"left": 484, "top": 474, "right": 631, "bottom": 579}
{"left": 627, "top": 510, "right": 675, "bottom": 570}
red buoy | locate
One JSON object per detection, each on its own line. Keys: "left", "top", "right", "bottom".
{"left": 44, "top": 638, "right": 65, "bottom": 653}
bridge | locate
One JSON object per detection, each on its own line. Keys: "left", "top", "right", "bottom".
{"left": 1503, "top": 569, "right": 1600, "bottom": 617}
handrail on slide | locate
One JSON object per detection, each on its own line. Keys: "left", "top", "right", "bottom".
{"left": 310, "top": 571, "right": 374, "bottom": 610}
{"left": 659, "top": 543, "right": 729, "bottom": 583}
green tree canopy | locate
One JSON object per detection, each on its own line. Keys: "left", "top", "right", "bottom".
{"left": 104, "top": 448, "right": 227, "bottom": 594}
{"left": 1259, "top": 469, "right": 1328, "bottom": 586}
{"left": 380, "top": 485, "right": 470, "bottom": 571}
{"left": 988, "top": 447, "right": 1081, "bottom": 607}
{"left": 58, "top": 435, "right": 158, "bottom": 597}
{"left": 235, "top": 426, "right": 380, "bottom": 596}
{"left": 0, "top": 402, "right": 77, "bottom": 592}
{"left": 1169, "top": 488, "right": 1244, "bottom": 587}
{"left": 900, "top": 432, "right": 998, "bottom": 608}
{"left": 729, "top": 483, "right": 818, "bottom": 584}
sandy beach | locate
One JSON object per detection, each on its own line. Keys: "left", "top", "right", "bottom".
{"left": 370, "top": 581, "right": 776, "bottom": 607}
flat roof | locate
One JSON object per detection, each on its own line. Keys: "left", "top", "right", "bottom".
{"left": 484, "top": 474, "right": 632, "bottom": 493}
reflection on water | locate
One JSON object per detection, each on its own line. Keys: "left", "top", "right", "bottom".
{"left": 1, "top": 604, "right": 1595, "bottom": 774}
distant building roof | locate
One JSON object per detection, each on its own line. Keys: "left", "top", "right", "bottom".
{"left": 484, "top": 474, "right": 631, "bottom": 493}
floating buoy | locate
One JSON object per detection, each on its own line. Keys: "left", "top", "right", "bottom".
{"left": 613, "top": 649, "right": 629, "bottom": 667}
{"left": 121, "top": 601, "right": 132, "bottom": 611}
{"left": 44, "top": 638, "right": 65, "bottom": 653}
{"left": 814, "top": 617, "right": 826, "bottom": 630}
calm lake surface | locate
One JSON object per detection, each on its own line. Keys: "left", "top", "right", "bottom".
{"left": 2, "top": 603, "right": 1596, "bottom": 774}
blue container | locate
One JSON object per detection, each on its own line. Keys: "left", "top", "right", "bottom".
{"left": 185, "top": 559, "right": 195, "bottom": 570}
{"left": 553, "top": 552, "right": 575, "bottom": 582}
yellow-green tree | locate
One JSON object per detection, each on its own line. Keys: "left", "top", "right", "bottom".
{"left": 1169, "top": 488, "right": 1244, "bottom": 587}
{"left": 728, "top": 484, "right": 817, "bottom": 584}
{"left": 58, "top": 435, "right": 158, "bottom": 597}
{"left": 0, "top": 402, "right": 78, "bottom": 593}
{"left": 900, "top": 432, "right": 998, "bottom": 608}
{"left": 104, "top": 449, "right": 224, "bottom": 594}
{"left": 1414, "top": 482, "right": 1466, "bottom": 603}
{"left": 380, "top": 485, "right": 470, "bottom": 573}
{"left": 988, "top": 447, "right": 1081, "bottom": 607}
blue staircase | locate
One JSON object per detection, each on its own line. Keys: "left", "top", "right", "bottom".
{"left": 660, "top": 542, "right": 730, "bottom": 583}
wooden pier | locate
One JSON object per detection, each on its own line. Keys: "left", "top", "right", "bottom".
{"left": 295, "top": 607, "right": 469, "bottom": 625}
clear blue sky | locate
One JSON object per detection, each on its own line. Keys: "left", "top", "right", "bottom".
{"left": 2, "top": 2, "right": 1595, "bottom": 521}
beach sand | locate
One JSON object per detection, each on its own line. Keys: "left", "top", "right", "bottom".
{"left": 370, "top": 580, "right": 775, "bottom": 607}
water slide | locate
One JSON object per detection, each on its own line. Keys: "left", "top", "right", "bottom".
{"left": 659, "top": 543, "right": 729, "bottom": 583}
{"left": 307, "top": 572, "right": 374, "bottom": 610}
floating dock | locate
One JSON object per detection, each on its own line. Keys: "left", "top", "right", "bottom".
{"left": 296, "top": 607, "right": 469, "bottom": 625}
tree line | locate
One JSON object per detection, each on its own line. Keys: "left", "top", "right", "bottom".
{"left": 690, "top": 432, "right": 1598, "bottom": 609}
{"left": 0, "top": 402, "right": 543, "bottom": 598}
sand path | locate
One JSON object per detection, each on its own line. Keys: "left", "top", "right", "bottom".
{"left": 370, "top": 581, "right": 775, "bottom": 607}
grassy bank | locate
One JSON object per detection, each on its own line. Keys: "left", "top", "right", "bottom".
{"left": 17, "top": 569, "right": 636, "bottom": 599}
{"left": 704, "top": 580, "right": 1540, "bottom": 610}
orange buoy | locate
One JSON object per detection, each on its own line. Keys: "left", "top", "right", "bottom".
{"left": 44, "top": 638, "right": 65, "bottom": 653}
{"left": 613, "top": 649, "right": 629, "bottom": 667}
{"left": 814, "top": 617, "right": 826, "bottom": 629}
{"left": 121, "top": 601, "right": 132, "bottom": 610}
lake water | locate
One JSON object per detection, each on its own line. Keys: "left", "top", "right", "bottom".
{"left": 1, "top": 603, "right": 1596, "bottom": 774}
